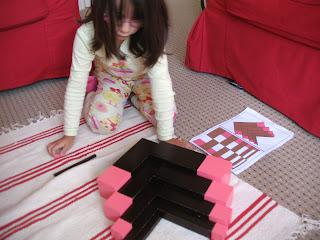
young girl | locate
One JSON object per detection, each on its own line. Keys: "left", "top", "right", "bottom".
{"left": 47, "top": 0, "right": 185, "bottom": 157}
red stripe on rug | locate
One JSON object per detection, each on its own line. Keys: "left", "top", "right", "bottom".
{"left": 0, "top": 185, "right": 99, "bottom": 239}
{"left": 0, "top": 119, "right": 85, "bottom": 155}
{"left": 0, "top": 125, "right": 63, "bottom": 150}
{"left": 0, "top": 121, "right": 149, "bottom": 186}
{"left": 235, "top": 202, "right": 278, "bottom": 240}
{"left": 90, "top": 227, "right": 111, "bottom": 240}
{"left": 0, "top": 122, "right": 152, "bottom": 192}
{"left": 229, "top": 193, "right": 267, "bottom": 228}
{"left": 0, "top": 183, "right": 98, "bottom": 238}
{"left": 0, "top": 104, "right": 132, "bottom": 154}
{"left": 227, "top": 197, "right": 272, "bottom": 239}
{"left": 99, "top": 232, "right": 112, "bottom": 240}
{"left": 0, "top": 120, "right": 122, "bottom": 185}
{"left": 0, "top": 179, "right": 97, "bottom": 231}
{"left": 0, "top": 122, "right": 151, "bottom": 189}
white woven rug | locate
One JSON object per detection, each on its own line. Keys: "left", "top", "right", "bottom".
{"left": 0, "top": 106, "right": 313, "bottom": 240}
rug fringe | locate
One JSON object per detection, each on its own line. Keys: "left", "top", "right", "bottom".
{"left": 286, "top": 215, "right": 320, "bottom": 240}
{"left": 0, "top": 110, "right": 64, "bottom": 135}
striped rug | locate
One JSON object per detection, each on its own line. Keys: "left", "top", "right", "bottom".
{"left": 0, "top": 106, "right": 300, "bottom": 240}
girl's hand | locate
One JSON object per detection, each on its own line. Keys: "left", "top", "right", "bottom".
{"left": 165, "top": 137, "right": 193, "bottom": 150}
{"left": 47, "top": 136, "right": 75, "bottom": 157}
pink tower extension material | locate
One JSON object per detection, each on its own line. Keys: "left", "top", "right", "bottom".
{"left": 97, "top": 139, "right": 234, "bottom": 239}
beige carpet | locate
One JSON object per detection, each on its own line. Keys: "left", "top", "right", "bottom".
{"left": 0, "top": 0, "right": 319, "bottom": 239}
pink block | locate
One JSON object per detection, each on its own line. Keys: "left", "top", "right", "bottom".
{"left": 197, "top": 155, "right": 232, "bottom": 184}
{"left": 222, "top": 131, "right": 232, "bottom": 138}
{"left": 111, "top": 218, "right": 132, "bottom": 240}
{"left": 97, "top": 166, "right": 131, "bottom": 199}
{"left": 204, "top": 181, "right": 233, "bottom": 207}
{"left": 104, "top": 192, "right": 132, "bottom": 221}
{"left": 209, "top": 203, "right": 232, "bottom": 226}
{"left": 235, "top": 139, "right": 242, "bottom": 144}
{"left": 193, "top": 138, "right": 206, "bottom": 146}
{"left": 268, "top": 131, "right": 275, "bottom": 137}
{"left": 257, "top": 122, "right": 265, "bottom": 128}
{"left": 211, "top": 223, "right": 228, "bottom": 240}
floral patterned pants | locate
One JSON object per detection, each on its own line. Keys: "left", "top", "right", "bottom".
{"left": 84, "top": 74, "right": 167, "bottom": 134}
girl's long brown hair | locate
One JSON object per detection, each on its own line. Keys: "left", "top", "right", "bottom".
{"left": 82, "top": 0, "right": 169, "bottom": 68}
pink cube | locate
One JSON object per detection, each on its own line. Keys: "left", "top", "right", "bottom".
{"left": 211, "top": 223, "right": 228, "bottom": 240}
{"left": 104, "top": 192, "right": 132, "bottom": 221}
{"left": 209, "top": 203, "right": 232, "bottom": 226}
{"left": 111, "top": 218, "right": 132, "bottom": 240}
{"left": 97, "top": 166, "right": 131, "bottom": 199}
{"left": 204, "top": 181, "right": 233, "bottom": 207}
{"left": 197, "top": 155, "right": 232, "bottom": 184}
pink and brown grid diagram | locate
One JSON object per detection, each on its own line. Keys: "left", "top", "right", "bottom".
{"left": 234, "top": 122, "right": 274, "bottom": 144}
{"left": 192, "top": 127, "right": 263, "bottom": 168}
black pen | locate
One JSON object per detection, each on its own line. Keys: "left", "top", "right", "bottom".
{"left": 53, "top": 154, "right": 97, "bottom": 177}
{"left": 227, "top": 79, "right": 243, "bottom": 90}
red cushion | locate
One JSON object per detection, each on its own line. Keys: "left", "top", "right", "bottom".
{"left": 291, "top": 0, "right": 320, "bottom": 5}
{"left": 0, "top": 0, "right": 80, "bottom": 91}
{"left": 186, "top": 1, "right": 320, "bottom": 137}
{"left": 0, "top": 0, "right": 49, "bottom": 31}
{"left": 226, "top": 0, "right": 320, "bottom": 49}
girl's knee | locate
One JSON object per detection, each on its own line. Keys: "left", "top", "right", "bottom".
{"left": 86, "top": 113, "right": 122, "bottom": 134}
{"left": 84, "top": 92, "right": 124, "bottom": 134}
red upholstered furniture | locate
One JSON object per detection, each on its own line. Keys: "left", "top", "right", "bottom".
{"left": 0, "top": 0, "right": 80, "bottom": 91}
{"left": 186, "top": 0, "right": 320, "bottom": 137}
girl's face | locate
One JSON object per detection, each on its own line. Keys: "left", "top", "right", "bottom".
{"left": 115, "top": 0, "right": 142, "bottom": 42}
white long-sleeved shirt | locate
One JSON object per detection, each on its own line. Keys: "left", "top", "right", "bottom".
{"left": 64, "top": 22, "right": 175, "bottom": 141}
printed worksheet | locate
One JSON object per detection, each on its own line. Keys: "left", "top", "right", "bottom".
{"left": 190, "top": 108, "right": 294, "bottom": 174}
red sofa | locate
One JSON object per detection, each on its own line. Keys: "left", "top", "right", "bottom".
{"left": 0, "top": 0, "right": 80, "bottom": 91}
{"left": 186, "top": 0, "right": 320, "bottom": 137}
